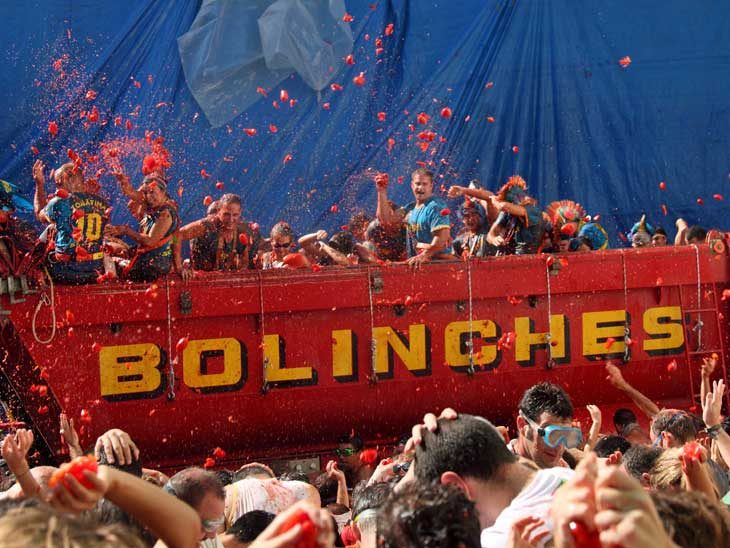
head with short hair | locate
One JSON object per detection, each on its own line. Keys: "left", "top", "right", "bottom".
{"left": 652, "top": 227, "right": 668, "bottom": 246}
{"left": 622, "top": 444, "right": 662, "bottom": 486}
{"left": 337, "top": 433, "right": 364, "bottom": 472}
{"left": 613, "top": 408, "right": 638, "bottom": 434}
{"left": 686, "top": 225, "right": 707, "bottom": 244}
{"left": 53, "top": 162, "right": 85, "bottom": 192}
{"left": 214, "top": 469, "right": 234, "bottom": 487}
{"left": 166, "top": 467, "right": 225, "bottom": 540}
{"left": 328, "top": 231, "right": 355, "bottom": 255}
{"left": 222, "top": 510, "right": 275, "bottom": 546}
{"left": 650, "top": 489, "right": 730, "bottom": 547}
{"left": 651, "top": 409, "right": 697, "bottom": 447}
{"left": 378, "top": 482, "right": 481, "bottom": 548}
{"left": 516, "top": 383, "right": 575, "bottom": 468}
{"left": 350, "top": 481, "right": 392, "bottom": 546}
{"left": 314, "top": 473, "right": 338, "bottom": 506}
{"left": 97, "top": 446, "right": 143, "bottom": 477}
{"left": 216, "top": 194, "right": 242, "bottom": 230}
{"left": 348, "top": 211, "right": 371, "bottom": 241}
{"left": 410, "top": 168, "right": 434, "bottom": 203}
{"left": 0, "top": 505, "right": 144, "bottom": 547}
{"left": 234, "top": 463, "right": 275, "bottom": 481}
{"left": 593, "top": 435, "right": 631, "bottom": 458}
{"left": 649, "top": 448, "right": 703, "bottom": 492}
{"left": 415, "top": 415, "right": 517, "bottom": 485}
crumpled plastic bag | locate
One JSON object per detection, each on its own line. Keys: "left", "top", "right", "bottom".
{"left": 178, "top": 0, "right": 352, "bottom": 127}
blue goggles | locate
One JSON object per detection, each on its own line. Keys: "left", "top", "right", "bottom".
{"left": 521, "top": 412, "right": 583, "bottom": 449}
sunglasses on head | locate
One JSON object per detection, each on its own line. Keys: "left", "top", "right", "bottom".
{"left": 520, "top": 412, "right": 583, "bottom": 449}
{"left": 335, "top": 447, "right": 355, "bottom": 457}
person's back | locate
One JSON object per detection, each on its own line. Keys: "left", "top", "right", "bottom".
{"left": 45, "top": 190, "right": 109, "bottom": 284}
{"left": 224, "top": 477, "right": 319, "bottom": 528}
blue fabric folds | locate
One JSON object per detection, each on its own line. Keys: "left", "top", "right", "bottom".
{"left": 0, "top": 0, "right": 729, "bottom": 248}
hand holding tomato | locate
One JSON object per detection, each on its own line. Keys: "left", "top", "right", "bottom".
{"left": 47, "top": 457, "right": 107, "bottom": 514}
{"left": 250, "top": 502, "right": 333, "bottom": 548}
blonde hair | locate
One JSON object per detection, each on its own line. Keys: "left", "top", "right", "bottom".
{"left": 0, "top": 505, "right": 144, "bottom": 548}
{"left": 649, "top": 448, "right": 718, "bottom": 498}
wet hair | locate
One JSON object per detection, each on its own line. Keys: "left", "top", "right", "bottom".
{"left": 351, "top": 481, "right": 391, "bottom": 519}
{"left": 623, "top": 444, "right": 663, "bottom": 481}
{"left": 165, "top": 467, "right": 224, "bottom": 510}
{"left": 207, "top": 200, "right": 220, "bottom": 215}
{"left": 648, "top": 448, "right": 716, "bottom": 493}
{"left": 415, "top": 415, "right": 517, "bottom": 483}
{"left": 54, "top": 162, "right": 84, "bottom": 182}
{"left": 97, "top": 446, "right": 143, "bottom": 477}
{"left": 686, "top": 225, "right": 707, "bottom": 243}
{"left": 314, "top": 473, "right": 338, "bottom": 506}
{"left": 279, "top": 471, "right": 309, "bottom": 484}
{"left": 613, "top": 408, "right": 638, "bottom": 432}
{"left": 650, "top": 489, "right": 730, "bottom": 548}
{"left": 218, "top": 193, "right": 241, "bottom": 207}
{"left": 378, "top": 482, "right": 481, "bottom": 548}
{"left": 328, "top": 231, "right": 355, "bottom": 255}
{"left": 651, "top": 409, "right": 696, "bottom": 444}
{"left": 0, "top": 505, "right": 144, "bottom": 547}
{"left": 214, "top": 469, "right": 234, "bottom": 487}
{"left": 348, "top": 211, "right": 371, "bottom": 231}
{"left": 227, "top": 510, "right": 275, "bottom": 543}
{"left": 593, "top": 435, "right": 632, "bottom": 458}
{"left": 518, "top": 382, "right": 574, "bottom": 422}
{"left": 411, "top": 167, "right": 434, "bottom": 182}
{"left": 338, "top": 433, "right": 364, "bottom": 452}
{"left": 234, "top": 463, "right": 275, "bottom": 481}
{"left": 654, "top": 227, "right": 667, "bottom": 237}
{"left": 270, "top": 221, "right": 294, "bottom": 240}
{"left": 93, "top": 498, "right": 156, "bottom": 545}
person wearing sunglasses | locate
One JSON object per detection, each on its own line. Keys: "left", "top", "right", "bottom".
{"left": 513, "top": 382, "right": 580, "bottom": 469}
{"left": 164, "top": 467, "right": 226, "bottom": 546}
{"left": 336, "top": 433, "right": 375, "bottom": 485}
{"left": 260, "top": 221, "right": 296, "bottom": 269}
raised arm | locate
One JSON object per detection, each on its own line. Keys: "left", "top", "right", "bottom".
{"left": 703, "top": 380, "right": 730, "bottom": 473}
{"left": 374, "top": 174, "right": 401, "bottom": 228}
{"left": 605, "top": 362, "right": 659, "bottom": 419}
{"left": 700, "top": 355, "right": 717, "bottom": 406}
{"left": 1, "top": 429, "right": 41, "bottom": 498}
{"left": 113, "top": 172, "right": 144, "bottom": 203}
{"left": 674, "top": 218, "right": 689, "bottom": 246}
{"left": 49, "top": 465, "right": 201, "bottom": 548}
{"left": 32, "top": 160, "right": 48, "bottom": 221}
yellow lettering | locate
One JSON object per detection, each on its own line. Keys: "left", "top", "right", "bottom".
{"left": 373, "top": 324, "right": 429, "bottom": 377}
{"left": 582, "top": 310, "right": 627, "bottom": 357}
{"left": 183, "top": 338, "right": 244, "bottom": 391}
{"left": 444, "top": 320, "right": 498, "bottom": 370}
{"left": 643, "top": 306, "right": 685, "bottom": 355}
{"left": 515, "top": 315, "right": 568, "bottom": 364}
{"left": 332, "top": 329, "right": 357, "bottom": 381}
{"left": 263, "top": 334, "right": 314, "bottom": 385}
{"left": 100, "top": 343, "right": 163, "bottom": 399}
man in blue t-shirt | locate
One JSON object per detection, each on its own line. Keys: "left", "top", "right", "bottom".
{"left": 375, "top": 168, "right": 452, "bottom": 267}
{"left": 39, "top": 163, "right": 109, "bottom": 284}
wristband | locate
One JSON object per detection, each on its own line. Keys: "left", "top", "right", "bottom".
{"left": 707, "top": 424, "right": 723, "bottom": 439}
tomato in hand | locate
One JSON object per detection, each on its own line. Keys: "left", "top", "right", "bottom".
{"left": 568, "top": 520, "right": 601, "bottom": 548}
{"left": 278, "top": 508, "right": 318, "bottom": 548}
{"left": 49, "top": 455, "right": 98, "bottom": 490}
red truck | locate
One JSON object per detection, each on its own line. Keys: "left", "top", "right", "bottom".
{"left": 1, "top": 242, "right": 728, "bottom": 473}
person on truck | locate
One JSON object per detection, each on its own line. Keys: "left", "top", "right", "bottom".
{"left": 104, "top": 174, "right": 180, "bottom": 282}
{"left": 375, "top": 168, "right": 452, "bottom": 267}
{"left": 38, "top": 162, "right": 111, "bottom": 284}
{"left": 178, "top": 193, "right": 258, "bottom": 277}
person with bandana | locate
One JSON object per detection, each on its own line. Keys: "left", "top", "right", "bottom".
{"left": 452, "top": 198, "right": 497, "bottom": 259}
{"left": 486, "top": 176, "right": 545, "bottom": 255}
{"left": 105, "top": 174, "right": 179, "bottom": 282}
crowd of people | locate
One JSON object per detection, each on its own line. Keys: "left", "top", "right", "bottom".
{"left": 0, "top": 159, "right": 714, "bottom": 286}
{"left": 1, "top": 354, "right": 729, "bottom": 547}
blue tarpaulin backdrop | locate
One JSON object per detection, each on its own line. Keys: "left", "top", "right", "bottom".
{"left": 1, "top": 0, "right": 729, "bottom": 246}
